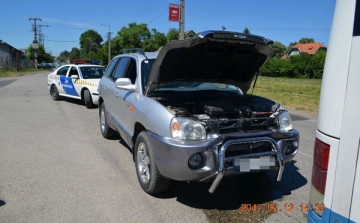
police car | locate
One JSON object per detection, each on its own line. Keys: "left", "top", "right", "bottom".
{"left": 47, "top": 64, "right": 105, "bottom": 108}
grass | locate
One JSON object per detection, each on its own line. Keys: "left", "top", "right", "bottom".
{"left": 0, "top": 68, "right": 49, "bottom": 77}
{"left": 251, "top": 77, "right": 322, "bottom": 114}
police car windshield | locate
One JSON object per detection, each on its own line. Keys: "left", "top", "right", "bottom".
{"left": 80, "top": 66, "right": 105, "bottom": 79}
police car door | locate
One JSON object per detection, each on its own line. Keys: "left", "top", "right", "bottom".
{"left": 55, "top": 66, "right": 70, "bottom": 95}
{"left": 59, "top": 66, "right": 80, "bottom": 97}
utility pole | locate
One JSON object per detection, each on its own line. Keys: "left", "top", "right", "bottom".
{"left": 29, "top": 18, "right": 41, "bottom": 42}
{"left": 38, "top": 24, "right": 49, "bottom": 46}
{"left": 179, "top": 0, "right": 185, "bottom": 40}
{"left": 101, "top": 23, "right": 111, "bottom": 63}
{"left": 29, "top": 18, "right": 41, "bottom": 68}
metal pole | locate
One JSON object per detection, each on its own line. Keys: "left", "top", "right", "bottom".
{"left": 29, "top": 18, "right": 41, "bottom": 68}
{"left": 179, "top": 0, "right": 185, "bottom": 40}
{"left": 101, "top": 23, "right": 111, "bottom": 63}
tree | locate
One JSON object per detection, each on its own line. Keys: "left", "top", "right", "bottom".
{"left": 167, "top": 28, "right": 179, "bottom": 41}
{"left": 69, "top": 47, "right": 80, "bottom": 62}
{"left": 79, "top": 29, "right": 103, "bottom": 59}
{"left": 270, "top": 41, "right": 286, "bottom": 58}
{"left": 27, "top": 44, "right": 53, "bottom": 63}
{"left": 311, "top": 50, "right": 326, "bottom": 78}
{"left": 289, "top": 52, "right": 313, "bottom": 78}
{"left": 299, "top": 38, "right": 315, "bottom": 44}
{"left": 142, "top": 29, "right": 167, "bottom": 52}
{"left": 96, "top": 42, "right": 109, "bottom": 65}
{"left": 260, "top": 58, "right": 293, "bottom": 77}
{"left": 113, "top": 23, "right": 151, "bottom": 53}
{"left": 58, "top": 50, "right": 70, "bottom": 63}
{"left": 243, "top": 27, "right": 250, "bottom": 34}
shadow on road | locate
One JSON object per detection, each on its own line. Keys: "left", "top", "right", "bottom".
{"left": 0, "top": 79, "right": 17, "bottom": 88}
{"left": 0, "top": 200, "right": 6, "bottom": 207}
{"left": 290, "top": 113, "right": 309, "bottom": 121}
{"left": 155, "top": 160, "right": 307, "bottom": 210}
{"left": 62, "top": 98, "right": 98, "bottom": 109}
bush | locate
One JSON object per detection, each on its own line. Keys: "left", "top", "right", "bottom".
{"left": 260, "top": 51, "right": 326, "bottom": 79}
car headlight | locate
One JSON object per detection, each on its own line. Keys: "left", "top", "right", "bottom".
{"left": 170, "top": 117, "right": 206, "bottom": 140}
{"left": 277, "top": 111, "right": 293, "bottom": 132}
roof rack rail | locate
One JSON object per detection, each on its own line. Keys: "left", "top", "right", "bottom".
{"left": 120, "top": 48, "right": 145, "bottom": 56}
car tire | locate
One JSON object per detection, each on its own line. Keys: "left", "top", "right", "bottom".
{"left": 84, "top": 89, "right": 95, "bottom": 108}
{"left": 135, "top": 131, "right": 171, "bottom": 194}
{"left": 50, "top": 85, "right": 61, "bottom": 100}
{"left": 99, "top": 103, "right": 116, "bottom": 139}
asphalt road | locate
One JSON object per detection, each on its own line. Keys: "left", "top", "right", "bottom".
{"left": 0, "top": 72, "right": 318, "bottom": 223}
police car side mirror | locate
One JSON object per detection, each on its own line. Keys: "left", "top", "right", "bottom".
{"left": 71, "top": 75, "right": 79, "bottom": 79}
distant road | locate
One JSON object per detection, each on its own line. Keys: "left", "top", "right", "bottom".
{"left": 0, "top": 72, "right": 317, "bottom": 223}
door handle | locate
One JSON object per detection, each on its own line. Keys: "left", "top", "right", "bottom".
{"left": 115, "top": 92, "right": 119, "bottom": 97}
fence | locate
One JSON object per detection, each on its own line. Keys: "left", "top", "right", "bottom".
{"left": 0, "top": 59, "right": 34, "bottom": 71}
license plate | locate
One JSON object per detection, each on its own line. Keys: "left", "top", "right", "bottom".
{"left": 233, "top": 156, "right": 276, "bottom": 172}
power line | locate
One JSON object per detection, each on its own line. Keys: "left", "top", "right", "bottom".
{"left": 46, "top": 26, "right": 89, "bottom": 30}
{"left": 127, "top": 0, "right": 156, "bottom": 22}
{"left": 45, "top": 39, "right": 77, "bottom": 42}
{"left": 147, "top": 1, "right": 180, "bottom": 25}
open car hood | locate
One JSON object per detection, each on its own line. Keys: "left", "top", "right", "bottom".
{"left": 145, "top": 30, "right": 274, "bottom": 95}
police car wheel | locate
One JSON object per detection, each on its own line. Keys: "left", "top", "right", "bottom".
{"left": 50, "top": 85, "right": 60, "bottom": 100}
{"left": 84, "top": 89, "right": 95, "bottom": 108}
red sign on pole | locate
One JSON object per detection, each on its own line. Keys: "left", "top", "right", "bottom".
{"left": 169, "top": 4, "right": 180, "bottom": 22}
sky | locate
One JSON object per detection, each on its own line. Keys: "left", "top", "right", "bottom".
{"left": 0, "top": 0, "right": 337, "bottom": 57}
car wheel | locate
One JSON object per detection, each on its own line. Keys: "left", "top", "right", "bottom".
{"left": 84, "top": 89, "right": 95, "bottom": 108}
{"left": 50, "top": 85, "right": 60, "bottom": 100}
{"left": 135, "top": 131, "right": 171, "bottom": 194}
{"left": 99, "top": 103, "right": 116, "bottom": 139}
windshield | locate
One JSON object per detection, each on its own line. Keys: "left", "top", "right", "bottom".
{"left": 141, "top": 59, "right": 156, "bottom": 92}
{"left": 80, "top": 66, "right": 105, "bottom": 79}
{"left": 153, "top": 82, "right": 243, "bottom": 94}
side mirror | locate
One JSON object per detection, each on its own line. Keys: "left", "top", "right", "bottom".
{"left": 71, "top": 75, "right": 79, "bottom": 79}
{"left": 115, "top": 78, "right": 136, "bottom": 91}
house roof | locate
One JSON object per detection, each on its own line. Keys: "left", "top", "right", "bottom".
{"left": 291, "top": 42, "right": 326, "bottom": 55}
{"left": 0, "top": 41, "right": 22, "bottom": 54}
{"left": 185, "top": 30, "right": 196, "bottom": 36}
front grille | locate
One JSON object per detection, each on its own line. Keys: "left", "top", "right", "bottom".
{"left": 204, "top": 117, "right": 273, "bottom": 134}
{"left": 224, "top": 141, "right": 273, "bottom": 158}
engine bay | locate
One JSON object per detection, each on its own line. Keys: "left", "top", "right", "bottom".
{"left": 152, "top": 92, "right": 281, "bottom": 134}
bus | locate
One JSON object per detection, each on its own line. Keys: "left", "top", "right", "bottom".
{"left": 308, "top": 0, "right": 360, "bottom": 222}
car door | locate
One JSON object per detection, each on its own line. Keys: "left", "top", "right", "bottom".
{"left": 59, "top": 66, "right": 79, "bottom": 97}
{"left": 68, "top": 66, "right": 82, "bottom": 98}
{"left": 55, "top": 66, "right": 70, "bottom": 95}
{"left": 105, "top": 57, "right": 131, "bottom": 140}
{"left": 112, "top": 57, "right": 138, "bottom": 146}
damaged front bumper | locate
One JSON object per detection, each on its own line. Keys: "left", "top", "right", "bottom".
{"left": 147, "top": 129, "right": 299, "bottom": 193}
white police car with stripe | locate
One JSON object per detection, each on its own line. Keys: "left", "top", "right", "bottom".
{"left": 47, "top": 64, "right": 105, "bottom": 108}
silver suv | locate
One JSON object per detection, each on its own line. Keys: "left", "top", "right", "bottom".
{"left": 98, "top": 30, "right": 300, "bottom": 195}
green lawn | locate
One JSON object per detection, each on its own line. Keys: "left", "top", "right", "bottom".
{"left": 0, "top": 68, "right": 48, "bottom": 77}
{"left": 252, "top": 77, "right": 322, "bottom": 114}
